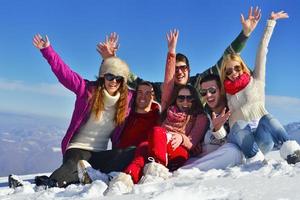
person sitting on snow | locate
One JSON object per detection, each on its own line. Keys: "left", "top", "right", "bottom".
{"left": 181, "top": 74, "right": 243, "bottom": 170}
{"left": 220, "top": 11, "right": 300, "bottom": 165}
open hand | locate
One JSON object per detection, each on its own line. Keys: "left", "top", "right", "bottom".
{"left": 96, "top": 32, "right": 119, "bottom": 59}
{"left": 166, "top": 29, "right": 179, "bottom": 54}
{"left": 33, "top": 34, "right": 50, "bottom": 49}
{"left": 241, "top": 6, "right": 262, "bottom": 36}
{"left": 211, "top": 107, "right": 231, "bottom": 132}
{"left": 270, "top": 11, "right": 289, "bottom": 21}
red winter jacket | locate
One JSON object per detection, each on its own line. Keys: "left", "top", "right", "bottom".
{"left": 117, "top": 102, "right": 160, "bottom": 148}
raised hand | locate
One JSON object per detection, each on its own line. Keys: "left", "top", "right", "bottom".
{"left": 241, "top": 6, "right": 262, "bottom": 36}
{"left": 211, "top": 108, "right": 231, "bottom": 132}
{"left": 96, "top": 32, "right": 119, "bottom": 59}
{"left": 166, "top": 29, "right": 179, "bottom": 54}
{"left": 33, "top": 34, "right": 50, "bottom": 49}
{"left": 270, "top": 11, "right": 289, "bottom": 21}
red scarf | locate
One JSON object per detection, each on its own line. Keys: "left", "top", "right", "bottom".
{"left": 224, "top": 73, "right": 251, "bottom": 95}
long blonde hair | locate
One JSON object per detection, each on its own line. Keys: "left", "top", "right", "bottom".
{"left": 220, "top": 54, "right": 251, "bottom": 85}
{"left": 90, "top": 79, "right": 128, "bottom": 126}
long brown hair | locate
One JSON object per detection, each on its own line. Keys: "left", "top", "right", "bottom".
{"left": 91, "top": 78, "right": 128, "bottom": 126}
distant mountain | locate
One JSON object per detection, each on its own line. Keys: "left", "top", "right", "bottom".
{"left": 0, "top": 112, "right": 68, "bottom": 176}
{"left": 285, "top": 122, "right": 300, "bottom": 143}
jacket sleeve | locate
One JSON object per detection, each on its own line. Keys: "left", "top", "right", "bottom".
{"left": 181, "top": 114, "right": 209, "bottom": 150}
{"left": 40, "top": 45, "right": 86, "bottom": 97}
{"left": 191, "top": 30, "right": 249, "bottom": 86}
{"left": 161, "top": 53, "right": 176, "bottom": 111}
{"left": 253, "top": 20, "right": 276, "bottom": 81}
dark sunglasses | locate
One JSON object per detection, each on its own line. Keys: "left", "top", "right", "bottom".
{"left": 225, "top": 65, "right": 242, "bottom": 76}
{"left": 104, "top": 73, "right": 124, "bottom": 83}
{"left": 177, "top": 95, "right": 194, "bottom": 102}
{"left": 175, "top": 65, "right": 188, "bottom": 73}
{"left": 199, "top": 87, "right": 217, "bottom": 97}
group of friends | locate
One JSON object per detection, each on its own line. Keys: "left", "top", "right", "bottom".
{"left": 8, "top": 7, "right": 300, "bottom": 195}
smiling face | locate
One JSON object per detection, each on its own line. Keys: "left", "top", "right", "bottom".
{"left": 135, "top": 84, "right": 154, "bottom": 113}
{"left": 200, "top": 80, "right": 222, "bottom": 110}
{"left": 174, "top": 61, "right": 189, "bottom": 85}
{"left": 224, "top": 60, "right": 244, "bottom": 81}
{"left": 104, "top": 75, "right": 122, "bottom": 96}
{"left": 176, "top": 88, "right": 193, "bottom": 113}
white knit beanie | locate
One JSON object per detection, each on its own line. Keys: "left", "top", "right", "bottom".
{"left": 99, "top": 57, "right": 130, "bottom": 83}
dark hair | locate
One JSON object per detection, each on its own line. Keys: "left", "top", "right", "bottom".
{"left": 199, "top": 74, "right": 221, "bottom": 89}
{"left": 176, "top": 53, "right": 190, "bottom": 67}
{"left": 161, "top": 84, "right": 204, "bottom": 122}
{"left": 137, "top": 81, "right": 153, "bottom": 91}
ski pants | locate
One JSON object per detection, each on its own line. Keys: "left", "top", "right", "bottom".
{"left": 50, "top": 147, "right": 135, "bottom": 187}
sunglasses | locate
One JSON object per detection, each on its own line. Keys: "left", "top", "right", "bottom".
{"left": 104, "top": 73, "right": 124, "bottom": 83}
{"left": 177, "top": 95, "right": 194, "bottom": 102}
{"left": 199, "top": 87, "right": 217, "bottom": 97}
{"left": 225, "top": 65, "right": 242, "bottom": 76}
{"left": 175, "top": 65, "right": 188, "bottom": 73}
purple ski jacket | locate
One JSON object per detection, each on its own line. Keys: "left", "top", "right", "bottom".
{"left": 40, "top": 46, "right": 134, "bottom": 154}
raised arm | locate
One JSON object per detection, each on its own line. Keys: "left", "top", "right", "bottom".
{"left": 161, "top": 29, "right": 179, "bottom": 111}
{"left": 33, "top": 34, "right": 86, "bottom": 96}
{"left": 193, "top": 6, "right": 261, "bottom": 84}
{"left": 254, "top": 11, "right": 288, "bottom": 81}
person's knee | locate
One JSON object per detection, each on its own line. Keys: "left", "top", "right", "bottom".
{"left": 257, "top": 140, "right": 274, "bottom": 154}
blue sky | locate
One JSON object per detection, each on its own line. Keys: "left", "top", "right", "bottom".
{"left": 0, "top": 0, "right": 299, "bottom": 124}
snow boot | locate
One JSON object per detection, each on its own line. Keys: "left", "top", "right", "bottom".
{"left": 8, "top": 174, "right": 24, "bottom": 188}
{"left": 245, "top": 150, "right": 265, "bottom": 165}
{"left": 77, "top": 160, "right": 109, "bottom": 184}
{"left": 287, "top": 150, "right": 300, "bottom": 164}
{"left": 34, "top": 175, "right": 58, "bottom": 188}
{"left": 105, "top": 172, "right": 134, "bottom": 196}
{"left": 139, "top": 158, "right": 171, "bottom": 184}
{"left": 280, "top": 140, "right": 300, "bottom": 164}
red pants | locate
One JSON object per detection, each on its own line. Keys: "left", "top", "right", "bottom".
{"left": 124, "top": 126, "right": 189, "bottom": 183}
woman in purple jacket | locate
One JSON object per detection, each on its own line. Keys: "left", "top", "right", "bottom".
{"left": 28, "top": 34, "right": 136, "bottom": 188}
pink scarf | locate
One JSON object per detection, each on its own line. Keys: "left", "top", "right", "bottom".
{"left": 224, "top": 73, "right": 251, "bottom": 95}
{"left": 162, "top": 106, "right": 190, "bottom": 134}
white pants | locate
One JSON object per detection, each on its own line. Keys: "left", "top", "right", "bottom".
{"left": 181, "top": 143, "right": 243, "bottom": 171}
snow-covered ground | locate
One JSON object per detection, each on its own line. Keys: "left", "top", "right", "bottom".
{"left": 1, "top": 151, "right": 300, "bottom": 200}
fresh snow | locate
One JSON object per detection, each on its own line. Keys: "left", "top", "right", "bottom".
{"left": 1, "top": 151, "right": 300, "bottom": 200}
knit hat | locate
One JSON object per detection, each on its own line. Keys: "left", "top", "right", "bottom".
{"left": 99, "top": 57, "right": 130, "bottom": 83}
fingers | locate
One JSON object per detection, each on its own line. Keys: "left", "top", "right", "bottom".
{"left": 270, "top": 10, "right": 289, "bottom": 20}
{"left": 240, "top": 13, "right": 245, "bottom": 24}
{"left": 212, "top": 112, "right": 217, "bottom": 119}
{"left": 248, "top": 6, "right": 253, "bottom": 18}
{"left": 254, "top": 6, "right": 261, "bottom": 20}
{"left": 33, "top": 34, "right": 48, "bottom": 49}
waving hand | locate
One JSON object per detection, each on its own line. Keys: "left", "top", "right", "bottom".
{"left": 33, "top": 34, "right": 50, "bottom": 49}
{"left": 97, "top": 32, "right": 120, "bottom": 59}
{"left": 166, "top": 29, "right": 179, "bottom": 54}
{"left": 241, "top": 6, "right": 262, "bottom": 36}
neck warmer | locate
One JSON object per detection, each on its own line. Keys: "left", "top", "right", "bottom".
{"left": 224, "top": 73, "right": 251, "bottom": 95}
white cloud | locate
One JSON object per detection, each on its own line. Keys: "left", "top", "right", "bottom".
{"left": 266, "top": 95, "right": 300, "bottom": 124}
{"left": 0, "top": 78, "right": 71, "bottom": 97}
